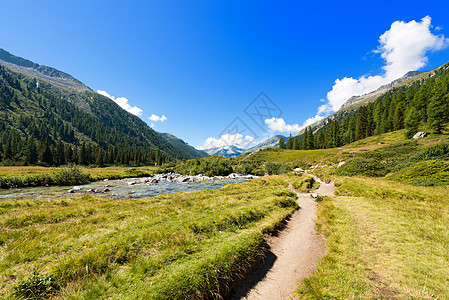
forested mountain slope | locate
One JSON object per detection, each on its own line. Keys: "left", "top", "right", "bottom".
{"left": 0, "top": 48, "right": 206, "bottom": 166}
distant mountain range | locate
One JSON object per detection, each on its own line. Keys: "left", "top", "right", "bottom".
{"left": 203, "top": 145, "right": 246, "bottom": 157}
{"left": 0, "top": 48, "right": 207, "bottom": 163}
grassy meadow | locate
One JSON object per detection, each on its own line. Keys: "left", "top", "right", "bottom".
{"left": 296, "top": 177, "right": 449, "bottom": 299}
{"left": 2, "top": 129, "right": 449, "bottom": 299}
{"left": 0, "top": 175, "right": 299, "bottom": 299}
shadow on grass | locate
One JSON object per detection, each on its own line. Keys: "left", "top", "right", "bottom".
{"left": 226, "top": 245, "right": 277, "bottom": 299}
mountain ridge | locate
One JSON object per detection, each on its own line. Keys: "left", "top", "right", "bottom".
{"left": 0, "top": 48, "right": 207, "bottom": 165}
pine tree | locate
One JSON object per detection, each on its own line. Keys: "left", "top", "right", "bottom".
{"left": 393, "top": 105, "right": 404, "bottom": 130}
{"left": 427, "top": 78, "right": 448, "bottom": 133}
{"left": 404, "top": 107, "right": 419, "bottom": 138}
{"left": 293, "top": 136, "right": 299, "bottom": 150}
{"left": 3, "top": 136, "right": 12, "bottom": 160}
{"left": 39, "top": 137, "right": 54, "bottom": 165}
{"left": 278, "top": 137, "right": 286, "bottom": 149}
{"left": 286, "top": 135, "right": 293, "bottom": 149}
{"left": 78, "top": 142, "right": 87, "bottom": 165}
{"left": 24, "top": 135, "right": 38, "bottom": 164}
{"left": 355, "top": 106, "right": 368, "bottom": 140}
{"left": 54, "top": 140, "right": 65, "bottom": 166}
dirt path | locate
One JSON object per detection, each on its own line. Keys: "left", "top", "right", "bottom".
{"left": 228, "top": 176, "right": 335, "bottom": 300}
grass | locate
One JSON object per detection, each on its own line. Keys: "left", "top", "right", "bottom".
{"left": 387, "top": 160, "right": 449, "bottom": 186}
{"left": 0, "top": 175, "right": 298, "bottom": 299}
{"left": 292, "top": 175, "right": 320, "bottom": 192}
{"left": 296, "top": 176, "right": 449, "bottom": 299}
{"left": 0, "top": 166, "right": 157, "bottom": 188}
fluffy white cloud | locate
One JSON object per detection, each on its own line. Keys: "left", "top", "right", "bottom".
{"left": 325, "top": 16, "right": 449, "bottom": 113}
{"left": 302, "top": 16, "right": 449, "bottom": 128}
{"left": 148, "top": 114, "right": 167, "bottom": 122}
{"left": 197, "top": 133, "right": 255, "bottom": 150}
{"left": 265, "top": 117, "right": 301, "bottom": 133}
{"left": 97, "top": 90, "right": 143, "bottom": 116}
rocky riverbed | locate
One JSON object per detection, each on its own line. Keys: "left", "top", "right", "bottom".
{"left": 1, "top": 173, "right": 257, "bottom": 202}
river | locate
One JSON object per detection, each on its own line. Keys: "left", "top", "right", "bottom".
{"left": 0, "top": 177, "right": 248, "bottom": 202}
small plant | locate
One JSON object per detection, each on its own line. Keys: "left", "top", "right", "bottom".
{"left": 13, "top": 271, "right": 59, "bottom": 299}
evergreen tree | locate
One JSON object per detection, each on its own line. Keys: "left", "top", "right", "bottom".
{"left": 278, "top": 136, "right": 286, "bottom": 149}
{"left": 54, "top": 140, "right": 65, "bottom": 166}
{"left": 78, "top": 142, "right": 87, "bottom": 165}
{"left": 427, "top": 78, "right": 448, "bottom": 133}
{"left": 286, "top": 135, "right": 293, "bottom": 149}
{"left": 24, "top": 135, "right": 38, "bottom": 164}
{"left": 404, "top": 107, "right": 419, "bottom": 138}
{"left": 393, "top": 105, "right": 404, "bottom": 130}
{"left": 3, "top": 136, "right": 12, "bottom": 160}
{"left": 39, "top": 137, "right": 54, "bottom": 165}
{"left": 293, "top": 136, "right": 300, "bottom": 150}
{"left": 355, "top": 106, "right": 368, "bottom": 140}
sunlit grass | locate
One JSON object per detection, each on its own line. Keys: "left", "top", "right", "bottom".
{"left": 296, "top": 177, "right": 449, "bottom": 299}
{"left": 0, "top": 175, "right": 298, "bottom": 299}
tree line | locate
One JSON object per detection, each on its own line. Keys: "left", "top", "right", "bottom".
{"left": 0, "top": 131, "right": 166, "bottom": 166}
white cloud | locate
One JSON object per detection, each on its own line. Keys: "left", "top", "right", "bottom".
{"left": 303, "top": 16, "right": 449, "bottom": 127}
{"left": 97, "top": 90, "right": 143, "bottom": 116}
{"left": 325, "top": 16, "right": 449, "bottom": 113}
{"left": 265, "top": 117, "right": 301, "bottom": 133}
{"left": 197, "top": 133, "right": 255, "bottom": 150}
{"left": 148, "top": 114, "right": 167, "bottom": 122}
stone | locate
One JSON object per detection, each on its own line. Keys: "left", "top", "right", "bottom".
{"left": 413, "top": 132, "right": 427, "bottom": 139}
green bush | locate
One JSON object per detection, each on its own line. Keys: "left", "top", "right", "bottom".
{"left": 336, "top": 157, "right": 387, "bottom": 177}
{"left": 388, "top": 160, "right": 449, "bottom": 186}
{"left": 265, "top": 162, "right": 292, "bottom": 175}
{"left": 292, "top": 176, "right": 320, "bottom": 192}
{"left": 413, "top": 143, "right": 449, "bottom": 161}
{"left": 13, "top": 271, "right": 59, "bottom": 300}
{"left": 52, "top": 165, "right": 92, "bottom": 186}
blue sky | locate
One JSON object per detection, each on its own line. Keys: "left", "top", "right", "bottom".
{"left": 2, "top": 1, "right": 449, "bottom": 149}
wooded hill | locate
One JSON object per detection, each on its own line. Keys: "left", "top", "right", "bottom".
{"left": 283, "top": 61, "right": 449, "bottom": 150}
{"left": 0, "top": 49, "right": 206, "bottom": 166}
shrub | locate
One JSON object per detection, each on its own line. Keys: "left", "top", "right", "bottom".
{"left": 388, "top": 160, "right": 449, "bottom": 186}
{"left": 413, "top": 143, "right": 449, "bottom": 161}
{"left": 52, "top": 165, "right": 92, "bottom": 186}
{"left": 13, "top": 271, "right": 59, "bottom": 300}
{"left": 336, "top": 157, "right": 387, "bottom": 177}
{"left": 292, "top": 176, "right": 320, "bottom": 192}
{"left": 265, "top": 162, "right": 292, "bottom": 175}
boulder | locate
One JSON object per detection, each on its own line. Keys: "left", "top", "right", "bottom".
{"left": 413, "top": 132, "right": 427, "bottom": 139}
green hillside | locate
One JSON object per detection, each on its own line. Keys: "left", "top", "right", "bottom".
{"left": 0, "top": 49, "right": 206, "bottom": 166}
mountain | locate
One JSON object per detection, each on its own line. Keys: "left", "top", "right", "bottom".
{"left": 160, "top": 132, "right": 208, "bottom": 158}
{"left": 203, "top": 145, "right": 246, "bottom": 157}
{"left": 245, "top": 135, "right": 285, "bottom": 152}
{"left": 0, "top": 48, "right": 206, "bottom": 165}
{"left": 298, "top": 70, "right": 427, "bottom": 136}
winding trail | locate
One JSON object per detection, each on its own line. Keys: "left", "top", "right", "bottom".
{"left": 228, "top": 176, "right": 335, "bottom": 300}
